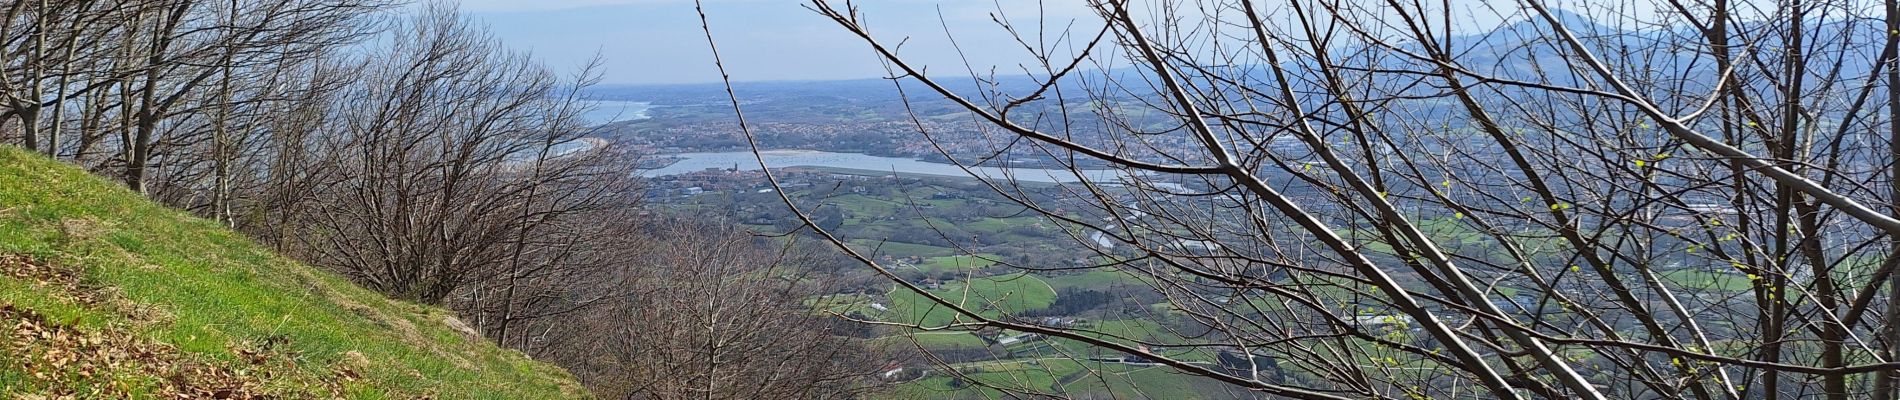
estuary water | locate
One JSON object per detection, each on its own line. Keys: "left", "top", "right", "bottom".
{"left": 583, "top": 100, "right": 653, "bottom": 124}
{"left": 640, "top": 150, "right": 1153, "bottom": 186}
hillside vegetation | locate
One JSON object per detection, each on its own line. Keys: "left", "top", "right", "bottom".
{"left": 0, "top": 146, "right": 588, "bottom": 398}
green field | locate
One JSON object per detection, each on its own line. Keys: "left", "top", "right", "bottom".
{"left": 898, "top": 357, "right": 1232, "bottom": 399}
{"left": 899, "top": 358, "right": 1090, "bottom": 399}
{"left": 911, "top": 254, "right": 1002, "bottom": 274}
{"left": 663, "top": 167, "right": 1245, "bottom": 398}
{"left": 889, "top": 273, "right": 1058, "bottom": 327}
{"left": 1043, "top": 268, "right": 1143, "bottom": 291}
{"left": 848, "top": 239, "right": 959, "bottom": 258}
{"left": 1660, "top": 269, "right": 1753, "bottom": 292}
{"left": 873, "top": 331, "right": 993, "bottom": 350}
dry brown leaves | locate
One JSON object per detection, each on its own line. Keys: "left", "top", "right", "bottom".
{"left": 0, "top": 255, "right": 315, "bottom": 398}
{"left": 0, "top": 254, "right": 172, "bottom": 330}
{"left": 1, "top": 304, "right": 271, "bottom": 398}
{"left": 0, "top": 254, "right": 97, "bottom": 306}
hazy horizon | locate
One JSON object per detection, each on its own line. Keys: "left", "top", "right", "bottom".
{"left": 465, "top": 0, "right": 1105, "bottom": 85}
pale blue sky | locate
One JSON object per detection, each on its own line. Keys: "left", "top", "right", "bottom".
{"left": 465, "top": 0, "right": 1103, "bottom": 84}
{"left": 461, "top": 0, "right": 1649, "bottom": 85}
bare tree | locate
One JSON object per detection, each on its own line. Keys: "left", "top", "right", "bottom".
{"left": 3, "top": 1, "right": 910, "bottom": 398}
{"left": 284, "top": 3, "right": 628, "bottom": 304}
{"left": 541, "top": 221, "right": 885, "bottom": 400}
{"left": 685, "top": 0, "right": 1900, "bottom": 398}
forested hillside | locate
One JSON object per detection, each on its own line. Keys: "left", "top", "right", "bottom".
{"left": 0, "top": 0, "right": 884, "bottom": 397}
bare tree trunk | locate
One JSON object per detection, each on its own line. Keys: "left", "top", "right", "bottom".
{"left": 1879, "top": 1, "right": 1900, "bottom": 397}
{"left": 48, "top": 15, "right": 77, "bottom": 159}
{"left": 209, "top": 0, "right": 238, "bottom": 226}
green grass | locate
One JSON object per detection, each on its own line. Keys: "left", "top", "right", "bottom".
{"left": 873, "top": 331, "right": 992, "bottom": 350}
{"left": 1043, "top": 268, "right": 1141, "bottom": 291}
{"left": 962, "top": 217, "right": 1037, "bottom": 232}
{"left": 889, "top": 273, "right": 1058, "bottom": 327}
{"left": 899, "top": 358, "right": 1088, "bottom": 399}
{"left": 1660, "top": 269, "right": 1753, "bottom": 292}
{"left": 912, "top": 254, "right": 1001, "bottom": 274}
{"left": 0, "top": 146, "right": 587, "bottom": 398}
{"left": 899, "top": 358, "right": 1232, "bottom": 399}
{"left": 847, "top": 239, "right": 957, "bottom": 258}
{"left": 1062, "top": 364, "right": 1223, "bottom": 398}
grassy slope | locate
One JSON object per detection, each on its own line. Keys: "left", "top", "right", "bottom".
{"left": 0, "top": 147, "right": 587, "bottom": 398}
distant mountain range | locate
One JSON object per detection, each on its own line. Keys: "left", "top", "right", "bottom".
{"left": 587, "top": 8, "right": 1892, "bottom": 124}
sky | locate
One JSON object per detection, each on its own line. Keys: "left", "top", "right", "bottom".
{"left": 464, "top": 0, "right": 1104, "bottom": 85}
{"left": 459, "top": 0, "right": 1638, "bottom": 85}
